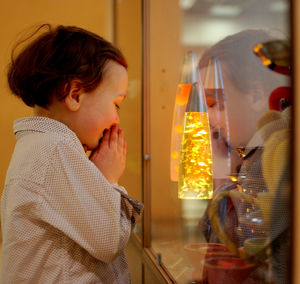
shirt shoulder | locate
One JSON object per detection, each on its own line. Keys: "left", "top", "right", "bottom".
{"left": 6, "top": 128, "right": 79, "bottom": 186}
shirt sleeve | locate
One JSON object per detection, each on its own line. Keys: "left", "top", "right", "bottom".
{"left": 38, "top": 140, "right": 132, "bottom": 263}
{"left": 113, "top": 185, "right": 144, "bottom": 225}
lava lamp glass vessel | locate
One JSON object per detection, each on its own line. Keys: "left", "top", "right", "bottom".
{"left": 178, "top": 82, "right": 214, "bottom": 200}
{"left": 203, "top": 56, "right": 231, "bottom": 181}
{"left": 170, "top": 51, "right": 200, "bottom": 182}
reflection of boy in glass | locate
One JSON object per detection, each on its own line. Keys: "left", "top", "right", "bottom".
{"left": 198, "top": 29, "right": 289, "bottom": 244}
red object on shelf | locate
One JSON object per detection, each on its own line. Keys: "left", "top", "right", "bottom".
{"left": 270, "top": 64, "right": 291, "bottom": 75}
{"left": 204, "top": 256, "right": 256, "bottom": 284}
{"left": 218, "top": 260, "right": 235, "bottom": 268}
{"left": 269, "top": 86, "right": 291, "bottom": 111}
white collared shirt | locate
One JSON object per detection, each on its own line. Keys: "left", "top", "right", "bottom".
{"left": 1, "top": 116, "right": 135, "bottom": 283}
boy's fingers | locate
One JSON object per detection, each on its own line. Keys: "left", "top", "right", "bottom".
{"left": 96, "top": 129, "right": 109, "bottom": 152}
{"left": 109, "top": 125, "right": 118, "bottom": 147}
{"left": 123, "top": 141, "right": 127, "bottom": 156}
{"left": 103, "top": 128, "right": 110, "bottom": 141}
{"left": 118, "top": 128, "right": 124, "bottom": 140}
{"left": 118, "top": 128, "right": 124, "bottom": 150}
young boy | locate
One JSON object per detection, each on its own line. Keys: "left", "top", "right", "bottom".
{"left": 1, "top": 24, "right": 142, "bottom": 283}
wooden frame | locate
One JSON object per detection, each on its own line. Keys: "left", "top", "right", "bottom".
{"left": 292, "top": 0, "right": 300, "bottom": 283}
{"left": 142, "top": 0, "right": 151, "bottom": 249}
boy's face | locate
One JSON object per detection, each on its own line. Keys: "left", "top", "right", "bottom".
{"left": 202, "top": 63, "right": 268, "bottom": 173}
{"left": 203, "top": 65, "right": 263, "bottom": 151}
{"left": 77, "top": 60, "right": 128, "bottom": 151}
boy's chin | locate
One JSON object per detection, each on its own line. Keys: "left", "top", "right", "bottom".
{"left": 83, "top": 134, "right": 105, "bottom": 152}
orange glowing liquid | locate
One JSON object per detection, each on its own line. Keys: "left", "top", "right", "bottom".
{"left": 170, "top": 84, "right": 192, "bottom": 181}
{"left": 175, "top": 84, "right": 192, "bottom": 105}
{"left": 178, "top": 112, "right": 214, "bottom": 199}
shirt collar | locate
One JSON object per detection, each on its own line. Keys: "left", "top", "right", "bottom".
{"left": 14, "top": 116, "right": 83, "bottom": 149}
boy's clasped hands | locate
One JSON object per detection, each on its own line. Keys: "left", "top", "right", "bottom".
{"left": 89, "top": 125, "right": 127, "bottom": 185}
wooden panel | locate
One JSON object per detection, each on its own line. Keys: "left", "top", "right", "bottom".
{"left": 125, "top": 237, "right": 143, "bottom": 284}
{"left": 115, "top": 0, "right": 143, "bottom": 203}
{"left": 126, "top": 236, "right": 172, "bottom": 284}
{"left": 293, "top": 0, "right": 300, "bottom": 282}
{"left": 149, "top": 0, "right": 183, "bottom": 221}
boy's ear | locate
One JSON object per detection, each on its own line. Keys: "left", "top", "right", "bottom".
{"left": 64, "top": 80, "right": 84, "bottom": 111}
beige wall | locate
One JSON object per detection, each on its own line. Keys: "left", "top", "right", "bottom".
{"left": 116, "top": 0, "right": 142, "bottom": 202}
{"left": 0, "top": 0, "right": 114, "bottom": 192}
{"left": 150, "top": 0, "right": 183, "bottom": 220}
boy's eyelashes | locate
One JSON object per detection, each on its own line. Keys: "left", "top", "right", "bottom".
{"left": 115, "top": 104, "right": 120, "bottom": 109}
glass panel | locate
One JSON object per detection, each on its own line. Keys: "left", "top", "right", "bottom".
{"left": 149, "top": 0, "right": 291, "bottom": 283}
{"left": 115, "top": 0, "right": 143, "bottom": 241}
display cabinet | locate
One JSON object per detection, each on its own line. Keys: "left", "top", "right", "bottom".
{"left": 0, "top": 0, "right": 295, "bottom": 283}
{"left": 116, "top": 0, "right": 296, "bottom": 283}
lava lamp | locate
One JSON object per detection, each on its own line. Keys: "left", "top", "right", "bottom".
{"left": 170, "top": 51, "right": 200, "bottom": 182}
{"left": 178, "top": 82, "right": 214, "bottom": 199}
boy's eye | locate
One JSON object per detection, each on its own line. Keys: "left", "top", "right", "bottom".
{"left": 115, "top": 104, "right": 120, "bottom": 110}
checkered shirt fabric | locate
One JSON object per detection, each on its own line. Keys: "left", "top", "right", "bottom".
{"left": 1, "top": 116, "right": 138, "bottom": 283}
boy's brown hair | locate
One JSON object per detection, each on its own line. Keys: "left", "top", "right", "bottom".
{"left": 8, "top": 24, "right": 127, "bottom": 108}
